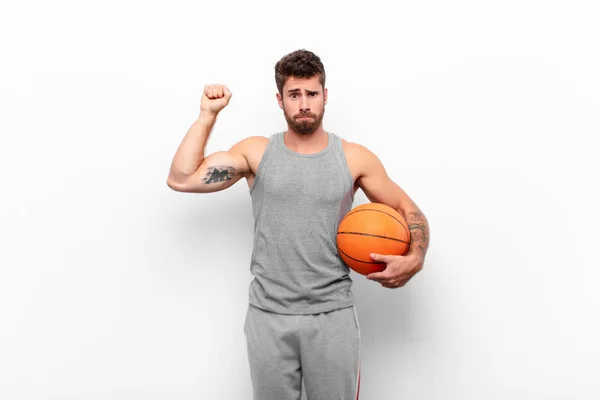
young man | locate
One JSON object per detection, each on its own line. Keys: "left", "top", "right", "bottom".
{"left": 167, "top": 49, "right": 430, "bottom": 400}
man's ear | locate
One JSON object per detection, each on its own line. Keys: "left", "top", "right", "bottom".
{"left": 276, "top": 92, "right": 283, "bottom": 109}
{"left": 324, "top": 88, "right": 328, "bottom": 105}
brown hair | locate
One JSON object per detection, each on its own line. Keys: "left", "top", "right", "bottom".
{"left": 274, "top": 49, "right": 326, "bottom": 94}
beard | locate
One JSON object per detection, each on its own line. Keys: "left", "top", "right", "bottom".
{"left": 283, "top": 108, "right": 325, "bottom": 135}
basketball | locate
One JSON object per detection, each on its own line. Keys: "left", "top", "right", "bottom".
{"left": 336, "top": 203, "right": 411, "bottom": 275}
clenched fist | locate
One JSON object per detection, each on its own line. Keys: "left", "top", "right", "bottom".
{"left": 200, "top": 84, "right": 232, "bottom": 115}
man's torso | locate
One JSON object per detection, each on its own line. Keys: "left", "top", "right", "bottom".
{"left": 244, "top": 131, "right": 361, "bottom": 314}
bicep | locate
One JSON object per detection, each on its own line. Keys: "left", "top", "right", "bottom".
{"left": 357, "top": 149, "right": 420, "bottom": 213}
{"left": 169, "top": 148, "right": 250, "bottom": 193}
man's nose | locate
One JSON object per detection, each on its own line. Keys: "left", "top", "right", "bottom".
{"left": 300, "top": 96, "right": 310, "bottom": 112}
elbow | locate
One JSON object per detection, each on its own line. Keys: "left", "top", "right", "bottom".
{"left": 166, "top": 175, "right": 187, "bottom": 192}
{"left": 166, "top": 175, "right": 207, "bottom": 194}
{"left": 166, "top": 177, "right": 179, "bottom": 191}
{"left": 399, "top": 206, "right": 428, "bottom": 223}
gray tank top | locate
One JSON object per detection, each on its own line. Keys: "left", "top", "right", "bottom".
{"left": 247, "top": 131, "right": 356, "bottom": 315}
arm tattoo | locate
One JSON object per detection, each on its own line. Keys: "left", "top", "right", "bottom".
{"left": 203, "top": 166, "right": 236, "bottom": 184}
{"left": 406, "top": 211, "right": 430, "bottom": 256}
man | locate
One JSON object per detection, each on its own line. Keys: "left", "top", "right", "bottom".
{"left": 167, "top": 49, "right": 430, "bottom": 400}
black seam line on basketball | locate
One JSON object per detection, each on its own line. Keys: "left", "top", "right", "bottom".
{"left": 337, "top": 231, "right": 410, "bottom": 244}
{"left": 402, "top": 244, "right": 409, "bottom": 256}
{"left": 337, "top": 247, "right": 383, "bottom": 264}
{"left": 340, "top": 208, "right": 410, "bottom": 238}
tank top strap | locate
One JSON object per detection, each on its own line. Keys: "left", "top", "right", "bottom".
{"left": 329, "top": 132, "right": 353, "bottom": 188}
{"left": 329, "top": 132, "right": 342, "bottom": 152}
{"left": 249, "top": 132, "right": 282, "bottom": 195}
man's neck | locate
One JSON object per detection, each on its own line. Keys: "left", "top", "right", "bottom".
{"left": 283, "top": 128, "right": 329, "bottom": 154}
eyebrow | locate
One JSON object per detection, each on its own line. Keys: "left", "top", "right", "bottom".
{"left": 287, "top": 88, "right": 320, "bottom": 94}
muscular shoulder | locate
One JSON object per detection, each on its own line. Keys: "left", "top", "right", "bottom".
{"left": 230, "top": 135, "right": 269, "bottom": 154}
{"left": 229, "top": 135, "right": 270, "bottom": 174}
{"left": 341, "top": 139, "right": 379, "bottom": 176}
{"left": 341, "top": 139, "right": 368, "bottom": 157}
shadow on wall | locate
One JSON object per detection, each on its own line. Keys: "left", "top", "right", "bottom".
{"left": 163, "top": 189, "right": 255, "bottom": 261}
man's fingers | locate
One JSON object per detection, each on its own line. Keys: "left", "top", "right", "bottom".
{"left": 205, "top": 84, "right": 215, "bottom": 99}
{"left": 369, "top": 253, "right": 389, "bottom": 263}
{"left": 369, "top": 274, "right": 409, "bottom": 287}
{"left": 380, "top": 279, "right": 407, "bottom": 289}
{"left": 204, "top": 85, "right": 229, "bottom": 97}
{"left": 205, "top": 84, "right": 230, "bottom": 99}
{"left": 367, "top": 271, "right": 390, "bottom": 282}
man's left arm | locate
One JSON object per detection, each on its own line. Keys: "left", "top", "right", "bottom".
{"left": 354, "top": 145, "right": 430, "bottom": 288}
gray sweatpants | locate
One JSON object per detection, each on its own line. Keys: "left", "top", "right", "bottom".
{"left": 243, "top": 304, "right": 361, "bottom": 400}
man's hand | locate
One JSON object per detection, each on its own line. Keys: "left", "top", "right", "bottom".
{"left": 200, "top": 84, "right": 232, "bottom": 115}
{"left": 366, "top": 253, "right": 424, "bottom": 289}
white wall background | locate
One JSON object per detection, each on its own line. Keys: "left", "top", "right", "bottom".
{"left": 1, "top": 0, "right": 599, "bottom": 399}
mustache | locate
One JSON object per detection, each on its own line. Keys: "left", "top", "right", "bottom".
{"left": 294, "top": 112, "right": 317, "bottom": 119}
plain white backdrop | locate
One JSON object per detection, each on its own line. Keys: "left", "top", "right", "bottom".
{"left": 1, "top": 0, "right": 599, "bottom": 399}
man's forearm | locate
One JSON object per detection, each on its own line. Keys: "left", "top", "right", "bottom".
{"left": 168, "top": 111, "right": 217, "bottom": 182}
{"left": 405, "top": 210, "right": 430, "bottom": 259}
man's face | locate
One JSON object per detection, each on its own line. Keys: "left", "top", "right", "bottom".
{"left": 277, "top": 75, "right": 328, "bottom": 135}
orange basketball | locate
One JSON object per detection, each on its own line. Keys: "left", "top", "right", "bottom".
{"left": 336, "top": 203, "right": 411, "bottom": 275}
